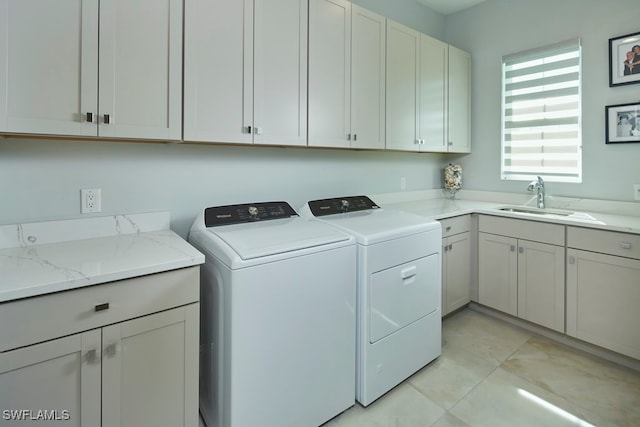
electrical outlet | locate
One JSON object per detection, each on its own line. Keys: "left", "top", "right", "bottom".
{"left": 634, "top": 184, "right": 640, "bottom": 201}
{"left": 400, "top": 177, "right": 406, "bottom": 190}
{"left": 81, "top": 188, "right": 101, "bottom": 213}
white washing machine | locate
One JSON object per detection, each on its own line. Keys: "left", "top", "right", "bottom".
{"left": 300, "top": 196, "right": 442, "bottom": 406}
{"left": 189, "top": 201, "right": 357, "bottom": 427}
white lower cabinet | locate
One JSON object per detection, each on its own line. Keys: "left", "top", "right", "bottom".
{"left": 102, "top": 307, "right": 199, "bottom": 427}
{"left": 440, "top": 215, "right": 471, "bottom": 316}
{"left": 0, "top": 267, "right": 199, "bottom": 427}
{"left": 478, "top": 215, "right": 565, "bottom": 332}
{"left": 0, "top": 331, "right": 101, "bottom": 426}
{"left": 566, "top": 227, "right": 640, "bottom": 360}
{"left": 478, "top": 232, "right": 517, "bottom": 316}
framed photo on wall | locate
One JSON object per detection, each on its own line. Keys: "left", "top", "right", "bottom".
{"left": 605, "top": 102, "right": 640, "bottom": 143}
{"left": 609, "top": 31, "right": 640, "bottom": 86}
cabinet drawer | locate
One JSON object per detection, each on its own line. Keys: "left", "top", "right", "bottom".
{"left": 479, "top": 215, "right": 564, "bottom": 246}
{"left": 0, "top": 267, "right": 199, "bottom": 352}
{"left": 439, "top": 215, "right": 471, "bottom": 238}
{"left": 567, "top": 227, "right": 640, "bottom": 260}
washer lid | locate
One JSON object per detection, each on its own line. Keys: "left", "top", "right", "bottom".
{"left": 209, "top": 217, "right": 351, "bottom": 260}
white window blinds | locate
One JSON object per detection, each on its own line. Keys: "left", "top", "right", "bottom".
{"left": 501, "top": 39, "right": 582, "bottom": 183}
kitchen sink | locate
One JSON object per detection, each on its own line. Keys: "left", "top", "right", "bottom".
{"left": 497, "top": 206, "right": 574, "bottom": 216}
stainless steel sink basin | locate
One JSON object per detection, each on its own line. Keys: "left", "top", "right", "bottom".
{"left": 497, "top": 206, "right": 574, "bottom": 216}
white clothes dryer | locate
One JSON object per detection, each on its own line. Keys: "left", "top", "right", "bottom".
{"left": 300, "top": 196, "right": 442, "bottom": 406}
{"left": 189, "top": 201, "right": 356, "bottom": 427}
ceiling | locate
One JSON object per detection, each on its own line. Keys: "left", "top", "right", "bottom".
{"left": 415, "top": 0, "right": 487, "bottom": 15}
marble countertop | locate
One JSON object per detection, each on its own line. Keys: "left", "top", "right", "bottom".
{"left": 0, "top": 212, "right": 204, "bottom": 303}
{"left": 370, "top": 190, "right": 640, "bottom": 235}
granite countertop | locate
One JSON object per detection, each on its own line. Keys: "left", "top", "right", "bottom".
{"left": 0, "top": 212, "right": 204, "bottom": 303}
{"left": 370, "top": 190, "right": 640, "bottom": 235}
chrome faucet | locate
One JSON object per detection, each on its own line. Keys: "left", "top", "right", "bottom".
{"left": 527, "top": 176, "right": 545, "bottom": 209}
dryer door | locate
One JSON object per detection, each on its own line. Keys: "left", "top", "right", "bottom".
{"left": 369, "top": 254, "right": 440, "bottom": 343}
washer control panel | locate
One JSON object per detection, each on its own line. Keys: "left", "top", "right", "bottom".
{"left": 308, "top": 196, "right": 380, "bottom": 217}
{"left": 205, "top": 202, "right": 298, "bottom": 227}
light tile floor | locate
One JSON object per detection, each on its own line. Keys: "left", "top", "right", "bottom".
{"left": 200, "top": 308, "right": 640, "bottom": 427}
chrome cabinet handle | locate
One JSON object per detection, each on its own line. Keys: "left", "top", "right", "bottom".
{"left": 518, "top": 247, "right": 524, "bottom": 254}
{"left": 510, "top": 245, "right": 515, "bottom": 252}
{"left": 620, "top": 242, "right": 632, "bottom": 250}
{"left": 103, "top": 114, "right": 110, "bottom": 124}
{"left": 85, "top": 349, "right": 97, "bottom": 363}
{"left": 445, "top": 226, "right": 452, "bottom": 231}
{"left": 86, "top": 112, "right": 94, "bottom": 123}
{"left": 568, "top": 256, "right": 576, "bottom": 264}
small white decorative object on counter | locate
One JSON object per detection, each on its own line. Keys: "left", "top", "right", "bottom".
{"left": 444, "top": 163, "right": 462, "bottom": 199}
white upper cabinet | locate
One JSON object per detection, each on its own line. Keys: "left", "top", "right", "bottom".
{"left": 385, "top": 20, "right": 420, "bottom": 151}
{"left": 308, "top": 0, "right": 351, "bottom": 148}
{"left": 447, "top": 45, "right": 471, "bottom": 153}
{"left": 0, "top": 0, "right": 182, "bottom": 140}
{"left": 98, "top": 0, "right": 183, "bottom": 140}
{"left": 183, "top": 0, "right": 247, "bottom": 143}
{"left": 349, "top": 5, "right": 386, "bottom": 149}
{"left": 184, "top": 0, "right": 307, "bottom": 146}
{"left": 419, "top": 34, "right": 447, "bottom": 152}
{"left": 308, "top": 1, "right": 386, "bottom": 149}
{"left": 0, "top": 0, "right": 98, "bottom": 137}
{"left": 386, "top": 19, "right": 471, "bottom": 153}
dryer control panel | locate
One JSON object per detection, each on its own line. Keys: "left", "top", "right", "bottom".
{"left": 308, "top": 196, "right": 380, "bottom": 217}
{"left": 205, "top": 202, "right": 298, "bottom": 227}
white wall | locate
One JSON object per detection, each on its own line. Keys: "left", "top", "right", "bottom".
{"left": 0, "top": 139, "right": 446, "bottom": 237}
{"left": 0, "top": 0, "right": 447, "bottom": 238}
{"left": 351, "top": 0, "right": 444, "bottom": 38}
{"left": 445, "top": 0, "right": 640, "bottom": 202}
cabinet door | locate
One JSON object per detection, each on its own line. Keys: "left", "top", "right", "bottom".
{"left": 443, "top": 232, "right": 471, "bottom": 316}
{"left": 0, "top": 330, "right": 101, "bottom": 426}
{"left": 253, "top": 0, "right": 307, "bottom": 146}
{"left": 98, "top": 0, "right": 182, "bottom": 140}
{"left": 478, "top": 232, "right": 517, "bottom": 316}
{"left": 385, "top": 20, "right": 419, "bottom": 151}
{"left": 101, "top": 304, "right": 199, "bottom": 427}
{"left": 0, "top": 0, "right": 98, "bottom": 137}
{"left": 517, "top": 240, "right": 565, "bottom": 332}
{"left": 183, "top": 0, "right": 250, "bottom": 143}
{"left": 567, "top": 249, "right": 640, "bottom": 360}
{"left": 447, "top": 45, "right": 471, "bottom": 153}
{"left": 419, "top": 34, "right": 447, "bottom": 152}
{"left": 308, "top": 0, "right": 351, "bottom": 148}
{"left": 350, "top": 5, "right": 385, "bottom": 150}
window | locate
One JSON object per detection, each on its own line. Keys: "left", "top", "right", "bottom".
{"left": 501, "top": 39, "right": 582, "bottom": 183}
